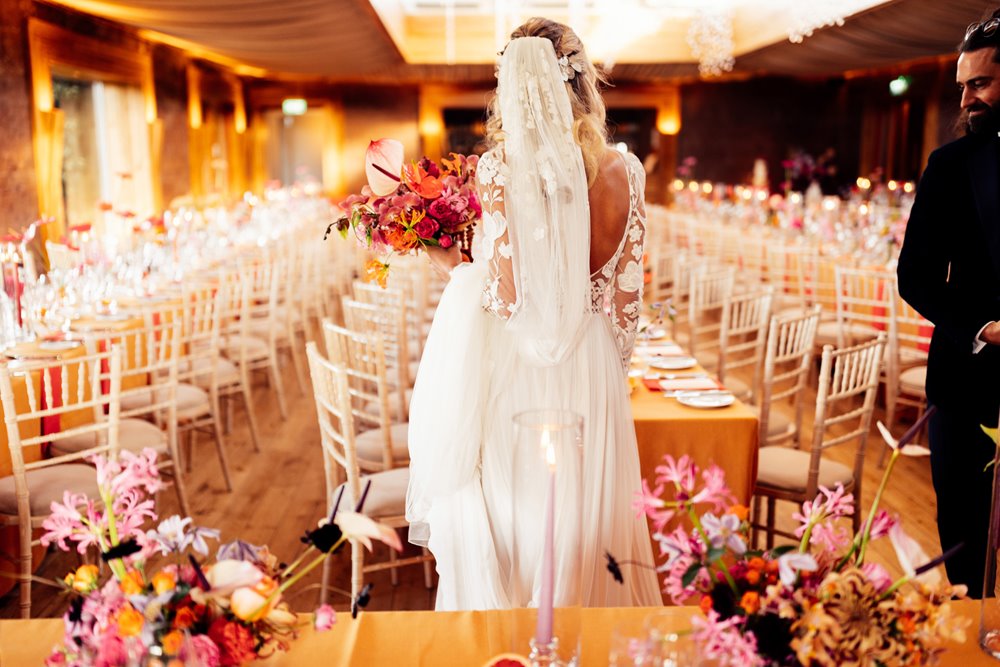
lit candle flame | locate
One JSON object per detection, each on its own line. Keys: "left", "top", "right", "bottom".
{"left": 542, "top": 429, "right": 556, "bottom": 469}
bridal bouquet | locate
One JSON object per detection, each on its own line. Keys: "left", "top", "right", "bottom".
{"left": 41, "top": 449, "right": 400, "bottom": 666}
{"left": 612, "top": 412, "right": 968, "bottom": 666}
{"left": 326, "top": 138, "right": 480, "bottom": 286}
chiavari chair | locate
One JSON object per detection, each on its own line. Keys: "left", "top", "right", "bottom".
{"left": 717, "top": 287, "right": 773, "bottom": 403}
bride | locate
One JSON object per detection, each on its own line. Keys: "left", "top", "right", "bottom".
{"left": 406, "top": 17, "right": 661, "bottom": 610}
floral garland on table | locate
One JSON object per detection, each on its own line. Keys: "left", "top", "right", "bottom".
{"left": 607, "top": 407, "right": 969, "bottom": 666}
{"left": 325, "top": 138, "right": 480, "bottom": 287}
{"left": 41, "top": 449, "right": 400, "bottom": 667}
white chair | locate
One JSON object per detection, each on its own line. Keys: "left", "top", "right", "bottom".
{"left": 717, "top": 287, "right": 773, "bottom": 403}
{"left": 306, "top": 342, "right": 432, "bottom": 603}
{"left": 0, "top": 346, "right": 122, "bottom": 617}
{"left": 752, "top": 334, "right": 886, "bottom": 548}
{"left": 757, "top": 307, "right": 821, "bottom": 449}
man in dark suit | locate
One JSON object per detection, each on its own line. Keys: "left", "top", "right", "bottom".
{"left": 897, "top": 9, "right": 1000, "bottom": 595}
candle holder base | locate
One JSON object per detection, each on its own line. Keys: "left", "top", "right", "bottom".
{"left": 528, "top": 637, "right": 570, "bottom": 667}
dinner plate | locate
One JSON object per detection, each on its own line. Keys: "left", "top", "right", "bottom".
{"left": 637, "top": 326, "right": 668, "bottom": 341}
{"left": 39, "top": 340, "right": 82, "bottom": 351}
{"left": 677, "top": 392, "right": 735, "bottom": 409}
{"left": 648, "top": 355, "right": 697, "bottom": 371}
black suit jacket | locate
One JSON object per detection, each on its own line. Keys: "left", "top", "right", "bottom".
{"left": 897, "top": 133, "right": 1000, "bottom": 425}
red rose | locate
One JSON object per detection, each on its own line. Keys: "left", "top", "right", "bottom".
{"left": 413, "top": 216, "right": 439, "bottom": 240}
{"left": 208, "top": 618, "right": 257, "bottom": 666}
{"left": 439, "top": 234, "right": 454, "bottom": 249}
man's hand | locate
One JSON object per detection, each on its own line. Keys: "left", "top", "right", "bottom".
{"left": 425, "top": 244, "right": 463, "bottom": 279}
{"left": 981, "top": 321, "right": 1000, "bottom": 345}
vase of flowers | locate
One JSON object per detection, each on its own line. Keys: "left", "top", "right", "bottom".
{"left": 325, "top": 139, "right": 480, "bottom": 287}
{"left": 609, "top": 408, "right": 969, "bottom": 666}
{"left": 40, "top": 448, "right": 400, "bottom": 666}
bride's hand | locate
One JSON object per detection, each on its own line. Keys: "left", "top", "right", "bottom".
{"left": 425, "top": 244, "right": 464, "bottom": 278}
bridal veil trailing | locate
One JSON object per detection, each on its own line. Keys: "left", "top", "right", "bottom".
{"left": 406, "top": 34, "right": 661, "bottom": 610}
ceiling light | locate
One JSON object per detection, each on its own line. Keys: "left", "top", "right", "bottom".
{"left": 282, "top": 98, "right": 307, "bottom": 116}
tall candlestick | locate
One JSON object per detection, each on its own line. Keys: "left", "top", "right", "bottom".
{"left": 536, "top": 431, "right": 556, "bottom": 648}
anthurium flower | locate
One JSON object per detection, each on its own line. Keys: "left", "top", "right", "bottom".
{"left": 365, "top": 139, "right": 404, "bottom": 197}
{"left": 204, "top": 559, "right": 264, "bottom": 597}
{"left": 335, "top": 511, "right": 403, "bottom": 552}
{"left": 889, "top": 523, "right": 940, "bottom": 585}
{"left": 876, "top": 421, "right": 931, "bottom": 457}
{"left": 230, "top": 575, "right": 279, "bottom": 622}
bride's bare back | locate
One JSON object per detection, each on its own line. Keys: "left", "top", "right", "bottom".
{"left": 588, "top": 149, "right": 632, "bottom": 275}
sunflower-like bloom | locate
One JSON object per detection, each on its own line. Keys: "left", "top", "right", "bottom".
{"left": 790, "top": 568, "right": 907, "bottom": 666}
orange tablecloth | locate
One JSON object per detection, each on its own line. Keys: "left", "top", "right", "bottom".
{"left": 1, "top": 600, "right": 992, "bottom": 666}
{"left": 631, "top": 373, "right": 759, "bottom": 505}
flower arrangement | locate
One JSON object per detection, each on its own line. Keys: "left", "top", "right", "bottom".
{"left": 610, "top": 408, "right": 969, "bottom": 666}
{"left": 325, "top": 138, "right": 481, "bottom": 287}
{"left": 41, "top": 449, "right": 400, "bottom": 667}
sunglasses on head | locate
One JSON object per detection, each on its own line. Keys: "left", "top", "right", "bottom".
{"left": 966, "top": 17, "right": 1000, "bottom": 40}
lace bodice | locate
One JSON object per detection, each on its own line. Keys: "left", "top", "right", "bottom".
{"left": 477, "top": 147, "right": 647, "bottom": 373}
{"left": 588, "top": 152, "right": 647, "bottom": 372}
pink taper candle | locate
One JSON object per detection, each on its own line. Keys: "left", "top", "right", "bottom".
{"left": 536, "top": 433, "right": 556, "bottom": 647}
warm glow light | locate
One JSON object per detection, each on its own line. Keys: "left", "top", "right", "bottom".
{"left": 420, "top": 117, "right": 444, "bottom": 136}
{"left": 282, "top": 98, "right": 308, "bottom": 116}
{"left": 756, "top": 190, "right": 767, "bottom": 202}
{"left": 859, "top": 204, "right": 869, "bottom": 215}
{"left": 701, "top": 182, "right": 713, "bottom": 194}
{"left": 672, "top": 179, "right": 684, "bottom": 191}
{"left": 887, "top": 180, "right": 898, "bottom": 191}
{"left": 741, "top": 189, "right": 752, "bottom": 201}
{"left": 790, "top": 192, "right": 802, "bottom": 204}
{"left": 688, "top": 181, "right": 699, "bottom": 192}
{"left": 856, "top": 177, "right": 871, "bottom": 190}
{"left": 541, "top": 429, "right": 556, "bottom": 469}
{"left": 903, "top": 182, "right": 915, "bottom": 193}
{"left": 656, "top": 106, "right": 680, "bottom": 135}
{"left": 823, "top": 198, "right": 838, "bottom": 211}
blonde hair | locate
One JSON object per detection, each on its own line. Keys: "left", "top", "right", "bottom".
{"left": 485, "top": 17, "right": 610, "bottom": 186}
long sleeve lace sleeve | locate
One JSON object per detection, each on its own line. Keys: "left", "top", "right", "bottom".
{"left": 608, "top": 158, "right": 647, "bottom": 373}
{"left": 477, "top": 149, "right": 517, "bottom": 320}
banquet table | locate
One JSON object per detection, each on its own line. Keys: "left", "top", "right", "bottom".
{"left": 1, "top": 600, "right": 992, "bottom": 666}
{"left": 630, "top": 363, "right": 759, "bottom": 505}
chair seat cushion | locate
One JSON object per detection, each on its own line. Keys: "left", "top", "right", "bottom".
{"left": 756, "top": 447, "right": 853, "bottom": 493}
{"left": 815, "top": 321, "right": 881, "bottom": 347}
{"left": 334, "top": 467, "right": 409, "bottom": 519}
{"left": 122, "top": 383, "right": 210, "bottom": 420}
{"left": 246, "top": 317, "right": 291, "bottom": 341}
{"left": 0, "top": 465, "right": 100, "bottom": 515}
{"left": 899, "top": 365, "right": 927, "bottom": 397}
{"left": 180, "top": 356, "right": 240, "bottom": 388}
{"left": 355, "top": 422, "right": 410, "bottom": 467}
{"left": 221, "top": 335, "right": 270, "bottom": 361}
{"left": 50, "top": 418, "right": 167, "bottom": 457}
{"left": 363, "top": 389, "right": 413, "bottom": 421}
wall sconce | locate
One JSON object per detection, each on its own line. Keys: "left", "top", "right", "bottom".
{"left": 282, "top": 98, "right": 308, "bottom": 116}
{"left": 656, "top": 107, "right": 680, "bottom": 135}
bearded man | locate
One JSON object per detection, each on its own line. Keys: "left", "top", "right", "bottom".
{"left": 897, "top": 8, "right": 1000, "bottom": 595}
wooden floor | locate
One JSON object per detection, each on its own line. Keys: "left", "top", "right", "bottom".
{"left": 0, "top": 322, "right": 943, "bottom": 618}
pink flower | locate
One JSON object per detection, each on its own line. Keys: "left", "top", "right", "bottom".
{"left": 792, "top": 484, "right": 854, "bottom": 535}
{"left": 95, "top": 633, "right": 127, "bottom": 667}
{"left": 860, "top": 562, "right": 893, "bottom": 593}
{"left": 654, "top": 455, "right": 697, "bottom": 497}
{"left": 427, "top": 192, "right": 469, "bottom": 229}
{"left": 314, "top": 604, "right": 336, "bottom": 631}
{"left": 691, "top": 611, "right": 764, "bottom": 667}
{"left": 438, "top": 235, "right": 453, "bottom": 249}
{"left": 809, "top": 521, "right": 850, "bottom": 553}
{"left": 865, "top": 510, "right": 897, "bottom": 541}
{"left": 413, "top": 215, "right": 439, "bottom": 240}
{"left": 189, "top": 634, "right": 222, "bottom": 667}
{"left": 662, "top": 552, "right": 706, "bottom": 604}
{"left": 778, "top": 552, "right": 818, "bottom": 586}
{"left": 633, "top": 479, "right": 674, "bottom": 532}
{"left": 690, "top": 465, "right": 734, "bottom": 511}
{"left": 41, "top": 491, "right": 90, "bottom": 552}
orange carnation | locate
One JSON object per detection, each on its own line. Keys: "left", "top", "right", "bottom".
{"left": 116, "top": 605, "right": 145, "bottom": 637}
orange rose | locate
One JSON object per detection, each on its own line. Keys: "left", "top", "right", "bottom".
{"left": 745, "top": 569, "right": 760, "bottom": 586}
{"left": 173, "top": 606, "right": 196, "bottom": 630}
{"left": 740, "top": 591, "right": 760, "bottom": 615}
{"left": 69, "top": 564, "right": 100, "bottom": 593}
{"left": 117, "top": 605, "right": 145, "bottom": 637}
{"left": 119, "top": 569, "right": 146, "bottom": 596}
{"left": 727, "top": 504, "right": 749, "bottom": 521}
{"left": 152, "top": 570, "right": 177, "bottom": 596}
{"left": 161, "top": 630, "right": 184, "bottom": 657}
{"left": 748, "top": 557, "right": 766, "bottom": 571}
{"left": 699, "top": 594, "right": 713, "bottom": 614}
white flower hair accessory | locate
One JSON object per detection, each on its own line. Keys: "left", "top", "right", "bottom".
{"left": 557, "top": 50, "right": 585, "bottom": 82}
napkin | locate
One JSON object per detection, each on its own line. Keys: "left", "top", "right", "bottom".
{"left": 652, "top": 377, "right": 720, "bottom": 392}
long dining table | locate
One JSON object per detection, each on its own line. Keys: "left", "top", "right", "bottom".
{"left": 1, "top": 600, "right": 991, "bottom": 666}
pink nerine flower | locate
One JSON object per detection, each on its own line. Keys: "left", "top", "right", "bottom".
{"left": 691, "top": 611, "right": 764, "bottom": 667}
{"left": 314, "top": 604, "right": 336, "bottom": 631}
{"left": 633, "top": 479, "right": 675, "bottom": 532}
{"left": 865, "top": 509, "right": 897, "bottom": 541}
{"left": 654, "top": 455, "right": 697, "bottom": 497}
{"left": 690, "top": 464, "right": 734, "bottom": 511}
{"left": 792, "top": 484, "right": 854, "bottom": 536}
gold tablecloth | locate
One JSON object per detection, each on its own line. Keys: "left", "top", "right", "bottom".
{"left": 631, "top": 378, "right": 759, "bottom": 505}
{"left": 1, "top": 600, "right": 992, "bottom": 666}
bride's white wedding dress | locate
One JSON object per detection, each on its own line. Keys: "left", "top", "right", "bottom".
{"left": 406, "top": 36, "right": 661, "bottom": 611}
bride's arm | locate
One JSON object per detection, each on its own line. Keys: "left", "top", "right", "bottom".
{"left": 478, "top": 150, "right": 517, "bottom": 320}
{"left": 609, "top": 167, "right": 648, "bottom": 373}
